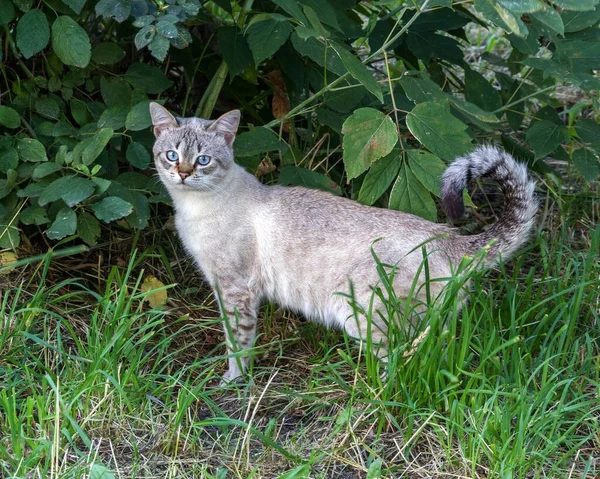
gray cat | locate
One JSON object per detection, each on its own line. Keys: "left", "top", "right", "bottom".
{"left": 149, "top": 103, "right": 537, "bottom": 382}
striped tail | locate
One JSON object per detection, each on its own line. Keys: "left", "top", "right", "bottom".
{"left": 441, "top": 146, "right": 538, "bottom": 263}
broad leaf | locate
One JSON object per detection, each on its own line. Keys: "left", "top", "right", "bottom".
{"left": 331, "top": 43, "right": 383, "bottom": 103}
{"left": 550, "top": 0, "right": 598, "bottom": 11}
{"left": 218, "top": 26, "right": 253, "bottom": 78}
{"left": 77, "top": 211, "right": 101, "bottom": 245}
{"left": 125, "top": 64, "right": 173, "bottom": 94}
{"left": 575, "top": 119, "right": 600, "bottom": 150}
{"left": 290, "top": 33, "right": 346, "bottom": 76}
{"left": 0, "top": 106, "right": 20, "bottom": 129}
{"left": 405, "top": 101, "right": 471, "bottom": 161}
{"left": 16, "top": 9, "right": 50, "bottom": 59}
{"left": 247, "top": 17, "right": 292, "bottom": 65}
{"left": 561, "top": 6, "right": 600, "bottom": 32}
{"left": 0, "top": 149, "right": 18, "bottom": 173}
{"left": 92, "top": 196, "right": 134, "bottom": 223}
{"left": 526, "top": 120, "right": 567, "bottom": 159}
{"left": 358, "top": 149, "right": 401, "bottom": 206}
{"left": 17, "top": 138, "right": 48, "bottom": 162}
{"left": 126, "top": 101, "right": 153, "bottom": 131}
{"left": 0, "top": 1, "right": 15, "bottom": 25}
{"left": 126, "top": 142, "right": 151, "bottom": 169}
{"left": 406, "top": 149, "right": 446, "bottom": 197}
{"left": 141, "top": 276, "right": 169, "bottom": 309}
{"left": 92, "top": 42, "right": 126, "bottom": 64}
{"left": 234, "top": 128, "right": 286, "bottom": 157}
{"left": 46, "top": 207, "right": 77, "bottom": 240}
{"left": 62, "top": 0, "right": 87, "bottom": 14}
{"left": 52, "top": 16, "right": 91, "bottom": 68}
{"left": 341, "top": 108, "right": 397, "bottom": 180}
{"left": 464, "top": 68, "right": 503, "bottom": 113}
{"left": 399, "top": 76, "right": 445, "bottom": 104}
{"left": 531, "top": 8, "right": 564, "bottom": 35}
{"left": 474, "top": 0, "right": 528, "bottom": 37}
{"left": 20, "top": 205, "right": 49, "bottom": 225}
{"left": 98, "top": 106, "right": 129, "bottom": 130}
{"left": 82, "top": 128, "right": 113, "bottom": 165}
{"left": 39, "top": 176, "right": 96, "bottom": 207}
{"left": 389, "top": 163, "right": 437, "bottom": 221}
{"left": 572, "top": 148, "right": 600, "bottom": 182}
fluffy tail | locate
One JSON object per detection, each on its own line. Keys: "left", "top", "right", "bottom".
{"left": 441, "top": 146, "right": 537, "bottom": 263}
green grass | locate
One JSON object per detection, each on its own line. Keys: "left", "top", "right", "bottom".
{"left": 1, "top": 197, "right": 599, "bottom": 478}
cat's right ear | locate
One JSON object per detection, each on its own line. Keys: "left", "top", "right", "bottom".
{"left": 149, "top": 102, "right": 178, "bottom": 137}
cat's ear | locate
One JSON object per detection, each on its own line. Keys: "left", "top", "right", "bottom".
{"left": 149, "top": 102, "right": 178, "bottom": 137}
{"left": 209, "top": 110, "right": 241, "bottom": 146}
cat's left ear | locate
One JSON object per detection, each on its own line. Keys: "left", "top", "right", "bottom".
{"left": 149, "top": 102, "right": 178, "bottom": 137}
{"left": 209, "top": 110, "right": 241, "bottom": 146}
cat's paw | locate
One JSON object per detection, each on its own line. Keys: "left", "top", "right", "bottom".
{"left": 219, "top": 369, "right": 243, "bottom": 387}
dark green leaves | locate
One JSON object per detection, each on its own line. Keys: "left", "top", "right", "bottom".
{"left": 39, "top": 176, "right": 96, "bottom": 207}
{"left": 358, "top": 149, "right": 401, "bottom": 206}
{"left": 125, "top": 64, "right": 172, "bottom": 94}
{"left": 126, "top": 101, "right": 153, "bottom": 131}
{"left": 572, "top": 148, "right": 600, "bottom": 182}
{"left": 278, "top": 166, "right": 341, "bottom": 195}
{"left": 247, "top": 16, "right": 292, "bottom": 65}
{"left": 17, "top": 9, "right": 50, "bottom": 59}
{"left": 52, "top": 16, "right": 91, "bottom": 68}
{"left": 0, "top": 106, "right": 20, "bottom": 129}
{"left": 218, "top": 26, "right": 253, "bottom": 78}
{"left": 92, "top": 197, "right": 134, "bottom": 223}
{"left": 342, "top": 108, "right": 397, "bottom": 180}
{"left": 17, "top": 138, "right": 48, "bottom": 162}
{"left": 47, "top": 207, "right": 77, "bottom": 240}
{"left": 92, "top": 42, "right": 126, "bottom": 64}
{"left": 526, "top": 120, "right": 567, "bottom": 159}
{"left": 575, "top": 119, "right": 600, "bottom": 150}
{"left": 126, "top": 142, "right": 151, "bottom": 169}
{"left": 389, "top": 162, "right": 437, "bottom": 222}
{"left": 235, "top": 128, "right": 286, "bottom": 157}
{"left": 406, "top": 101, "right": 471, "bottom": 161}
{"left": 331, "top": 43, "right": 383, "bottom": 103}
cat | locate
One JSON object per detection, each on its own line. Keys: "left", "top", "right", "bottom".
{"left": 149, "top": 102, "right": 537, "bottom": 383}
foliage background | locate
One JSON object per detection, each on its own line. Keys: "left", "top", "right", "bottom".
{"left": 1, "top": 0, "right": 600, "bottom": 251}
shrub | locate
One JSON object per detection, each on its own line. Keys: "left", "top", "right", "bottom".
{"left": 0, "top": 0, "right": 599, "bottom": 250}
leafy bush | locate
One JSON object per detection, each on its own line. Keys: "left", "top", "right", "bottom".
{"left": 1, "top": 0, "right": 599, "bottom": 250}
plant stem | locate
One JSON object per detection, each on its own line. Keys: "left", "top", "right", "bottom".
{"left": 265, "top": 0, "right": 432, "bottom": 129}
{"left": 492, "top": 85, "right": 556, "bottom": 114}
{"left": 4, "top": 25, "right": 34, "bottom": 79}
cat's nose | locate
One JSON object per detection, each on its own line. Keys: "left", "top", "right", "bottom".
{"left": 178, "top": 171, "right": 191, "bottom": 181}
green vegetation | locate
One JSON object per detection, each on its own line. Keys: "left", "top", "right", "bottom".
{"left": 1, "top": 0, "right": 600, "bottom": 477}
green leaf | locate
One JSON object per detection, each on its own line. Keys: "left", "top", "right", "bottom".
{"left": 91, "top": 42, "right": 126, "bottom": 64}
{"left": 0, "top": 1, "right": 15, "bottom": 26}
{"left": 405, "top": 101, "right": 471, "bottom": 162}
{"left": 526, "top": 120, "right": 567, "bottom": 159}
{"left": 98, "top": 106, "right": 129, "bottom": 130}
{"left": 16, "top": 9, "right": 50, "bottom": 59}
{"left": 92, "top": 196, "right": 134, "bottom": 223}
{"left": 358, "top": 149, "right": 402, "bottom": 206}
{"left": 449, "top": 97, "right": 500, "bottom": 124}
{"left": 271, "top": 0, "right": 309, "bottom": 24}
{"left": 531, "top": 8, "right": 564, "bottom": 35}
{"left": 246, "top": 17, "right": 292, "bottom": 65}
{"left": 126, "top": 142, "right": 151, "bottom": 169}
{"left": 125, "top": 63, "right": 173, "bottom": 94}
{"left": 342, "top": 108, "right": 397, "bottom": 180}
{"left": 135, "top": 25, "right": 155, "bottom": 50}
{"left": 496, "top": 0, "right": 545, "bottom": 13}
{"left": 35, "top": 97, "right": 60, "bottom": 120}
{"left": 95, "top": 0, "right": 131, "bottom": 22}
{"left": 550, "top": 0, "right": 598, "bottom": 11}
{"left": 561, "top": 6, "right": 600, "bottom": 32}
{"left": 276, "top": 464, "right": 310, "bottom": 479}
{"left": 399, "top": 76, "right": 445, "bottom": 104}
{"left": 51, "top": 16, "right": 91, "bottom": 68}
{"left": 100, "top": 77, "right": 132, "bottom": 107}
{"left": 291, "top": 33, "right": 346, "bottom": 76}
{"left": 464, "top": 69, "right": 503, "bottom": 113}
{"left": 32, "top": 162, "right": 62, "bottom": 179}
{"left": 71, "top": 99, "right": 92, "bottom": 126}
{"left": 389, "top": 162, "right": 437, "bottom": 221}
{"left": 0, "top": 149, "right": 18, "bottom": 173}
{"left": 331, "top": 43, "right": 383, "bottom": 103}
{"left": 61, "top": 0, "right": 86, "bottom": 14}
{"left": 20, "top": 205, "right": 50, "bottom": 225}
{"left": 77, "top": 211, "right": 101, "bottom": 246}
{"left": 575, "top": 118, "right": 600, "bottom": 150}
{"left": 148, "top": 34, "right": 170, "bottom": 62}
{"left": 366, "top": 458, "right": 383, "bottom": 479}
{"left": 278, "top": 166, "right": 341, "bottom": 195}
{"left": 0, "top": 106, "right": 20, "bottom": 129}
{"left": 406, "top": 149, "right": 446, "bottom": 197}
{"left": 557, "top": 41, "right": 600, "bottom": 72}
{"left": 474, "top": 0, "right": 528, "bottom": 37}
{"left": 39, "top": 176, "right": 96, "bottom": 207}
{"left": 82, "top": 128, "right": 114, "bottom": 165}
{"left": 17, "top": 138, "right": 48, "bottom": 162}
{"left": 126, "top": 101, "right": 153, "bottom": 131}
{"left": 572, "top": 148, "right": 600, "bottom": 182}
{"left": 218, "top": 26, "right": 253, "bottom": 77}
{"left": 234, "top": 127, "right": 286, "bottom": 157}
{"left": 46, "top": 207, "right": 77, "bottom": 240}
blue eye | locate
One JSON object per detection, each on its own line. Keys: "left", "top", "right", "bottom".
{"left": 166, "top": 150, "right": 178, "bottom": 162}
{"left": 197, "top": 155, "right": 211, "bottom": 166}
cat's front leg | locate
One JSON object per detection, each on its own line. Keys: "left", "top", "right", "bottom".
{"left": 215, "top": 285, "right": 259, "bottom": 384}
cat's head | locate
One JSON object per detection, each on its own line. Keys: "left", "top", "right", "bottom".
{"left": 149, "top": 103, "right": 240, "bottom": 192}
